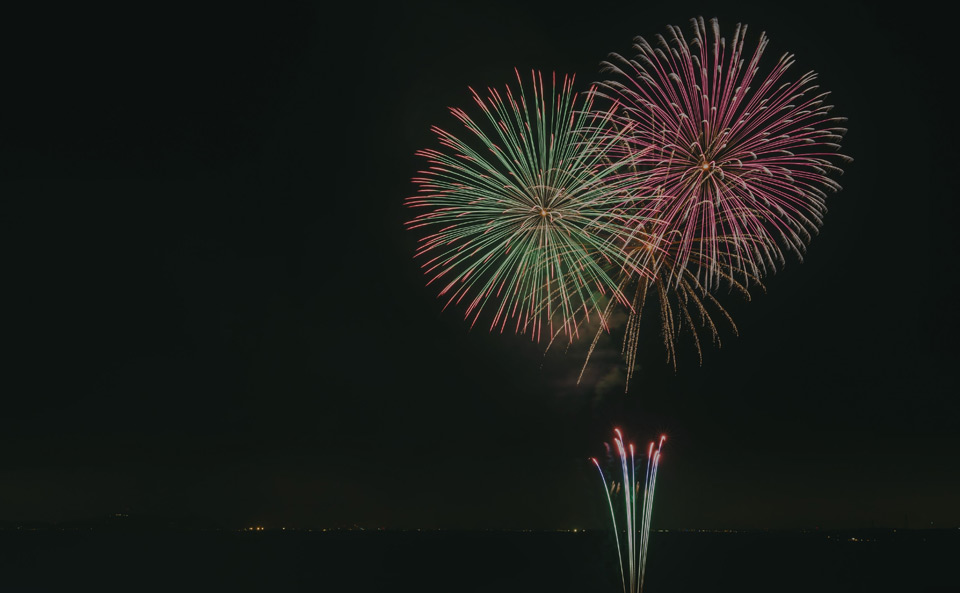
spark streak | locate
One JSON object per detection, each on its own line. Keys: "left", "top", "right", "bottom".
{"left": 591, "top": 430, "right": 666, "bottom": 593}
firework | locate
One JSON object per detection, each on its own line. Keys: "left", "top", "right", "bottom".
{"left": 566, "top": 174, "right": 759, "bottom": 389}
{"left": 579, "top": 236, "right": 757, "bottom": 390}
{"left": 597, "top": 17, "right": 851, "bottom": 291}
{"left": 591, "top": 429, "right": 666, "bottom": 593}
{"left": 407, "top": 19, "right": 849, "bottom": 376}
{"left": 406, "top": 69, "right": 652, "bottom": 342}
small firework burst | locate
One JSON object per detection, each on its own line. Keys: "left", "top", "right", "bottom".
{"left": 580, "top": 234, "right": 756, "bottom": 390}
{"left": 571, "top": 178, "right": 758, "bottom": 390}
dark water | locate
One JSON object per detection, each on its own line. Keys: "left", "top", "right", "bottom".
{"left": 1, "top": 529, "right": 957, "bottom": 592}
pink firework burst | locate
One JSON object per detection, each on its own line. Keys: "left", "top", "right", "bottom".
{"left": 598, "top": 16, "right": 851, "bottom": 291}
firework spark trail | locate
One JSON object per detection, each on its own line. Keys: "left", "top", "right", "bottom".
{"left": 591, "top": 457, "right": 626, "bottom": 590}
{"left": 640, "top": 435, "right": 665, "bottom": 591}
{"left": 407, "top": 69, "right": 656, "bottom": 342}
{"left": 591, "top": 430, "right": 666, "bottom": 593}
{"left": 597, "top": 17, "right": 850, "bottom": 292}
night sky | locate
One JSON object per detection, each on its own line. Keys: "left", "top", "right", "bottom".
{"left": 3, "top": 1, "right": 958, "bottom": 531}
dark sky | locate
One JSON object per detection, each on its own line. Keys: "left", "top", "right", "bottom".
{"left": 2, "top": 1, "right": 958, "bottom": 531}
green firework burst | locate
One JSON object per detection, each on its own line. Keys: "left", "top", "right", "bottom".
{"left": 407, "top": 69, "right": 654, "bottom": 341}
